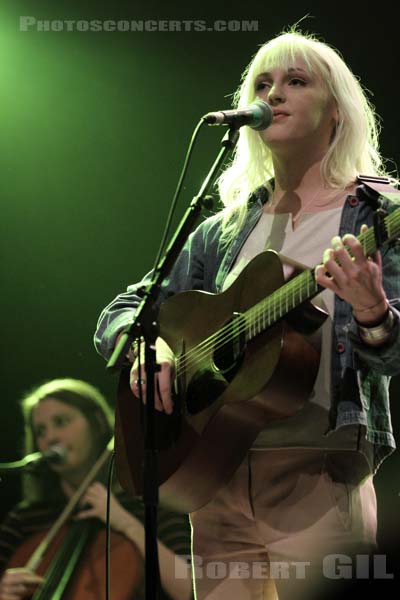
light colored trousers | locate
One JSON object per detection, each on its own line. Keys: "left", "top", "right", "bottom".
{"left": 190, "top": 449, "right": 377, "bottom": 599}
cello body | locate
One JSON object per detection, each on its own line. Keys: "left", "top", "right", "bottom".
{"left": 6, "top": 520, "right": 143, "bottom": 600}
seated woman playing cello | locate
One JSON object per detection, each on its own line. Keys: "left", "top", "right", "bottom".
{"left": 0, "top": 378, "right": 192, "bottom": 600}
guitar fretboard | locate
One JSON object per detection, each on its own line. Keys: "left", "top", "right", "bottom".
{"left": 177, "top": 207, "right": 400, "bottom": 374}
{"left": 244, "top": 209, "right": 400, "bottom": 341}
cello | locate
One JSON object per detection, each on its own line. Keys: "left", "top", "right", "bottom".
{"left": 4, "top": 440, "right": 143, "bottom": 599}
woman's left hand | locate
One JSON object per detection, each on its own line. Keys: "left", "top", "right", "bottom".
{"left": 75, "top": 482, "right": 135, "bottom": 533}
{"left": 315, "top": 227, "right": 389, "bottom": 323}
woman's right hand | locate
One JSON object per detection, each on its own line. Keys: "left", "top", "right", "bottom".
{"left": 0, "top": 568, "right": 44, "bottom": 600}
{"left": 129, "top": 337, "right": 175, "bottom": 414}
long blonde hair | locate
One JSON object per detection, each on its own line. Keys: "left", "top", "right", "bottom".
{"left": 218, "top": 28, "right": 393, "bottom": 242}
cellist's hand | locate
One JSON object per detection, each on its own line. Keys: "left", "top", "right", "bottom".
{"left": 0, "top": 567, "right": 44, "bottom": 600}
{"left": 75, "top": 482, "right": 138, "bottom": 534}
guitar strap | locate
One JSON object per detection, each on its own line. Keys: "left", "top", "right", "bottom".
{"left": 261, "top": 175, "right": 400, "bottom": 253}
{"left": 357, "top": 174, "right": 400, "bottom": 203}
{"left": 357, "top": 175, "right": 400, "bottom": 247}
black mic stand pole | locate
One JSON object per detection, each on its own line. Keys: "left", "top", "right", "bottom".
{"left": 107, "top": 125, "right": 240, "bottom": 600}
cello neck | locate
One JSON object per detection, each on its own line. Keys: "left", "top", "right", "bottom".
{"left": 31, "top": 520, "right": 103, "bottom": 600}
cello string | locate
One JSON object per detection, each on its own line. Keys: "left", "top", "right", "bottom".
{"left": 25, "top": 439, "right": 114, "bottom": 572}
{"left": 31, "top": 521, "right": 99, "bottom": 600}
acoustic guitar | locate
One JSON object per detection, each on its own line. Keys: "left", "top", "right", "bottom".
{"left": 115, "top": 209, "right": 400, "bottom": 513}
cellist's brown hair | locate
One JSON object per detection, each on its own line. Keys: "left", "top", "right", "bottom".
{"left": 21, "top": 379, "right": 114, "bottom": 503}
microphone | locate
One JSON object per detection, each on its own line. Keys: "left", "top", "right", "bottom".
{"left": 202, "top": 99, "right": 273, "bottom": 131}
{"left": 0, "top": 445, "right": 67, "bottom": 472}
{"left": 39, "top": 445, "right": 67, "bottom": 465}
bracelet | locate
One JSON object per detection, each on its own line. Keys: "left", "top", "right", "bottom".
{"left": 357, "top": 310, "right": 395, "bottom": 346}
{"left": 353, "top": 298, "right": 388, "bottom": 313}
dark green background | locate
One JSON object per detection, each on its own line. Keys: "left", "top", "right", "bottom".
{"left": 1, "top": 0, "right": 399, "bottom": 584}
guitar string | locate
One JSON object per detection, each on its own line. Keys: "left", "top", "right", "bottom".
{"left": 175, "top": 214, "right": 398, "bottom": 377}
{"left": 176, "top": 270, "right": 317, "bottom": 374}
{"left": 176, "top": 268, "right": 317, "bottom": 375}
{"left": 240, "top": 214, "right": 398, "bottom": 342}
{"left": 175, "top": 271, "right": 315, "bottom": 373}
{"left": 175, "top": 225, "right": 377, "bottom": 376}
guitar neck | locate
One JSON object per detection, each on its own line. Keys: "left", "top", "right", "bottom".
{"left": 245, "top": 208, "right": 400, "bottom": 341}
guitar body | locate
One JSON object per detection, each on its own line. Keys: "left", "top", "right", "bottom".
{"left": 115, "top": 251, "right": 327, "bottom": 512}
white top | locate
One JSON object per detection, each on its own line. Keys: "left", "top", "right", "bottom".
{"left": 222, "top": 207, "right": 366, "bottom": 451}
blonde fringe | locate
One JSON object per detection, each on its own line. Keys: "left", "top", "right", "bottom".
{"left": 217, "top": 27, "right": 398, "bottom": 245}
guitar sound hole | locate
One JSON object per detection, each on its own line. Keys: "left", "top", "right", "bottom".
{"left": 186, "top": 370, "right": 227, "bottom": 415}
{"left": 213, "top": 312, "right": 246, "bottom": 375}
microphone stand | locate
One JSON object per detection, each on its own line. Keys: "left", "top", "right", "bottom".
{"left": 107, "top": 125, "right": 240, "bottom": 600}
{"left": 0, "top": 448, "right": 66, "bottom": 473}
{"left": 0, "top": 452, "right": 46, "bottom": 472}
